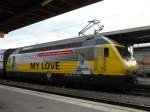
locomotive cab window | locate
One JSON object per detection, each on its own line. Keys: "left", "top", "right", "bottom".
{"left": 104, "top": 48, "right": 109, "bottom": 57}
{"left": 116, "top": 46, "right": 131, "bottom": 60}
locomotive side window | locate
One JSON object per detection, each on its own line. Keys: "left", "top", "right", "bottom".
{"left": 104, "top": 48, "right": 109, "bottom": 57}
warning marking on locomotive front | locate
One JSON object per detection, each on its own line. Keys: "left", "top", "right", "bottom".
{"left": 30, "top": 62, "right": 60, "bottom": 70}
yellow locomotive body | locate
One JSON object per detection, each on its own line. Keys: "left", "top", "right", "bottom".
{"left": 6, "top": 36, "right": 139, "bottom": 86}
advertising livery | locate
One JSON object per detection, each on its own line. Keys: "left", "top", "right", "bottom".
{"left": 4, "top": 36, "right": 139, "bottom": 87}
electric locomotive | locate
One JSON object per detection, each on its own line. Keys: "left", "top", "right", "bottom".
{"left": 4, "top": 35, "right": 139, "bottom": 87}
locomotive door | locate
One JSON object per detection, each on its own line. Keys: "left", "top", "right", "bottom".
{"left": 103, "top": 48, "right": 109, "bottom": 73}
{"left": 97, "top": 48, "right": 106, "bottom": 73}
{"left": 12, "top": 56, "right": 16, "bottom": 71}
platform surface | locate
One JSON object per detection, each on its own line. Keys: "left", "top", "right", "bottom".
{"left": 0, "top": 84, "right": 146, "bottom": 112}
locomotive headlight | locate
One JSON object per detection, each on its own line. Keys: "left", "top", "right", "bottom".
{"left": 124, "top": 61, "right": 131, "bottom": 74}
{"left": 131, "top": 60, "right": 137, "bottom": 66}
{"left": 131, "top": 60, "right": 139, "bottom": 73}
{"left": 125, "top": 60, "right": 139, "bottom": 74}
{"left": 125, "top": 65, "right": 132, "bottom": 74}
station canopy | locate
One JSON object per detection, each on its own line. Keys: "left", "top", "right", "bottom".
{"left": 100, "top": 25, "right": 150, "bottom": 44}
{"left": 0, "top": 0, "right": 102, "bottom": 33}
{"left": 0, "top": 0, "right": 150, "bottom": 45}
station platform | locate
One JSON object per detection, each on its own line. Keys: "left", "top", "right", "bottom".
{"left": 0, "top": 84, "right": 145, "bottom": 112}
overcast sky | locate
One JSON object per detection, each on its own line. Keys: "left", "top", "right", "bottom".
{"left": 0, "top": 0, "right": 150, "bottom": 49}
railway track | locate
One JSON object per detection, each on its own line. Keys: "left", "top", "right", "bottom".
{"left": 0, "top": 79, "right": 150, "bottom": 111}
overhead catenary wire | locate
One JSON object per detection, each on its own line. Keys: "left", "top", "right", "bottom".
{"left": 46, "top": 14, "right": 119, "bottom": 34}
